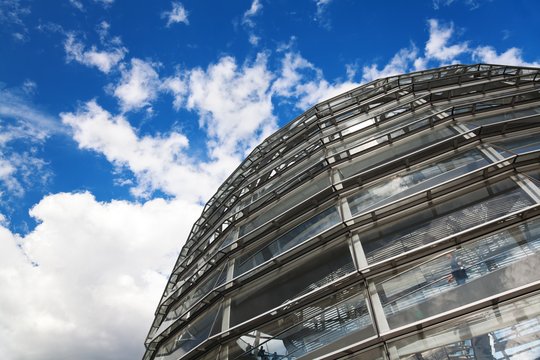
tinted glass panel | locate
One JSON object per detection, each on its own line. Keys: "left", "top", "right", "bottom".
{"left": 239, "top": 175, "right": 331, "bottom": 237}
{"left": 234, "top": 206, "right": 341, "bottom": 277}
{"left": 494, "top": 132, "right": 540, "bottom": 154}
{"left": 340, "top": 126, "right": 457, "bottom": 179}
{"left": 348, "top": 149, "right": 488, "bottom": 215}
{"left": 226, "top": 284, "right": 374, "bottom": 360}
{"left": 157, "top": 263, "right": 228, "bottom": 336}
{"left": 391, "top": 291, "right": 540, "bottom": 360}
{"left": 360, "top": 178, "right": 534, "bottom": 264}
{"left": 155, "top": 302, "right": 223, "bottom": 360}
{"left": 230, "top": 241, "right": 355, "bottom": 327}
{"left": 376, "top": 217, "right": 540, "bottom": 329}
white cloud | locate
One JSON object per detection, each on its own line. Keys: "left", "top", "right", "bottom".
{"left": 0, "top": 151, "right": 50, "bottom": 201}
{"left": 433, "top": 0, "right": 482, "bottom": 10}
{"left": 113, "top": 59, "right": 161, "bottom": 112}
{"left": 360, "top": 18, "right": 538, "bottom": 83}
{"left": 69, "top": 0, "right": 84, "bottom": 11}
{"left": 0, "top": 157, "right": 20, "bottom": 197}
{"left": 163, "top": 2, "right": 189, "bottom": 27}
{"left": 11, "top": 31, "right": 26, "bottom": 42}
{"left": 425, "top": 19, "right": 468, "bottom": 62}
{"left": 314, "top": 0, "right": 333, "bottom": 29}
{"left": 97, "top": 20, "right": 111, "bottom": 42}
{"left": 243, "top": 0, "right": 262, "bottom": 27}
{"left": 0, "top": 0, "right": 29, "bottom": 26}
{"left": 0, "top": 84, "right": 62, "bottom": 140}
{"left": 21, "top": 79, "right": 37, "bottom": 94}
{"left": 362, "top": 46, "right": 420, "bottom": 83}
{"left": 161, "top": 75, "right": 188, "bottom": 110}
{"left": 0, "top": 85, "right": 58, "bottom": 203}
{"left": 65, "top": 54, "right": 284, "bottom": 200}
{"left": 241, "top": 0, "right": 262, "bottom": 46}
{"left": 432, "top": 0, "right": 455, "bottom": 9}
{"left": 248, "top": 34, "right": 260, "bottom": 46}
{"left": 64, "top": 33, "right": 127, "bottom": 74}
{"left": 0, "top": 192, "right": 201, "bottom": 360}
{"left": 472, "top": 46, "right": 540, "bottom": 67}
{"left": 360, "top": 18, "right": 470, "bottom": 81}
{"left": 94, "top": 0, "right": 114, "bottom": 6}
{"left": 61, "top": 100, "right": 222, "bottom": 201}
{"left": 0, "top": 0, "right": 30, "bottom": 40}
{"left": 183, "top": 53, "right": 278, "bottom": 158}
{"left": 273, "top": 52, "right": 360, "bottom": 109}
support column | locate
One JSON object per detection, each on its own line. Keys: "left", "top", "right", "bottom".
{"left": 219, "top": 256, "right": 236, "bottom": 359}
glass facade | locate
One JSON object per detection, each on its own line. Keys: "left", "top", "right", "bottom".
{"left": 144, "top": 64, "right": 540, "bottom": 360}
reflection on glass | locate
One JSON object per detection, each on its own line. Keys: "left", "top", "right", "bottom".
{"left": 392, "top": 291, "right": 540, "bottom": 360}
{"left": 338, "top": 346, "right": 385, "bottom": 360}
{"left": 239, "top": 175, "right": 331, "bottom": 238}
{"left": 360, "top": 178, "right": 533, "bottom": 264}
{"left": 340, "top": 126, "right": 457, "bottom": 179}
{"left": 494, "top": 131, "right": 540, "bottom": 154}
{"left": 230, "top": 241, "right": 355, "bottom": 327}
{"left": 463, "top": 105, "right": 540, "bottom": 127}
{"left": 157, "top": 263, "right": 227, "bottom": 336}
{"left": 234, "top": 206, "right": 341, "bottom": 277}
{"left": 328, "top": 107, "right": 440, "bottom": 156}
{"left": 236, "top": 153, "right": 326, "bottom": 215}
{"left": 226, "top": 284, "right": 374, "bottom": 360}
{"left": 376, "top": 217, "right": 540, "bottom": 329}
{"left": 155, "top": 302, "right": 223, "bottom": 360}
{"left": 348, "top": 149, "right": 488, "bottom": 215}
{"left": 177, "top": 230, "right": 234, "bottom": 292}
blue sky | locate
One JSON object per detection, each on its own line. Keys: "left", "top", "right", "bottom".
{"left": 0, "top": 0, "right": 539, "bottom": 359}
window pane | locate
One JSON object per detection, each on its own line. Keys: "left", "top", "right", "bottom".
{"left": 376, "top": 217, "right": 540, "bottom": 329}
{"left": 391, "top": 291, "right": 540, "bottom": 359}
{"left": 155, "top": 302, "right": 223, "bottom": 360}
{"left": 360, "top": 178, "right": 534, "bottom": 264}
{"left": 239, "top": 175, "right": 331, "bottom": 237}
{"left": 464, "top": 105, "right": 540, "bottom": 127}
{"left": 494, "top": 132, "right": 540, "bottom": 154}
{"left": 234, "top": 206, "right": 341, "bottom": 277}
{"left": 337, "top": 346, "right": 386, "bottom": 360}
{"left": 230, "top": 241, "right": 355, "bottom": 327}
{"left": 157, "top": 263, "right": 228, "bottom": 336}
{"left": 348, "top": 149, "right": 489, "bottom": 215}
{"left": 340, "top": 126, "right": 457, "bottom": 179}
{"left": 226, "top": 284, "right": 374, "bottom": 359}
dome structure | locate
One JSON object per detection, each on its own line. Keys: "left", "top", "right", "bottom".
{"left": 144, "top": 64, "right": 540, "bottom": 360}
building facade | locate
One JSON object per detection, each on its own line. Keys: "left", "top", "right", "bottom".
{"left": 144, "top": 64, "right": 540, "bottom": 360}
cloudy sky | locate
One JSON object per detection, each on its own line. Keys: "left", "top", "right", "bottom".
{"left": 0, "top": 0, "right": 539, "bottom": 359}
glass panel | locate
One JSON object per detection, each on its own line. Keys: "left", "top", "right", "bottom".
{"left": 234, "top": 206, "right": 341, "bottom": 277}
{"left": 328, "top": 107, "right": 440, "bottom": 156}
{"left": 174, "top": 230, "right": 234, "bottom": 293}
{"left": 360, "top": 178, "right": 534, "bottom": 264}
{"left": 391, "top": 291, "right": 540, "bottom": 360}
{"left": 240, "top": 153, "right": 326, "bottom": 211}
{"left": 226, "top": 284, "right": 374, "bottom": 360}
{"left": 155, "top": 302, "right": 223, "bottom": 360}
{"left": 494, "top": 132, "right": 540, "bottom": 154}
{"left": 526, "top": 169, "right": 540, "bottom": 183}
{"left": 158, "top": 263, "right": 228, "bottom": 335}
{"left": 376, "top": 217, "right": 540, "bottom": 329}
{"left": 239, "top": 175, "right": 332, "bottom": 238}
{"left": 348, "top": 149, "right": 489, "bottom": 215}
{"left": 340, "top": 126, "right": 457, "bottom": 179}
{"left": 339, "top": 346, "right": 386, "bottom": 360}
{"left": 230, "top": 240, "right": 355, "bottom": 327}
{"left": 199, "top": 347, "right": 220, "bottom": 360}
